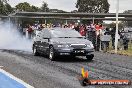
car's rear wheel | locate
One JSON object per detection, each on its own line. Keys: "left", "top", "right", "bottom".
{"left": 49, "top": 46, "right": 56, "bottom": 61}
{"left": 33, "top": 46, "right": 39, "bottom": 56}
{"left": 86, "top": 54, "right": 94, "bottom": 61}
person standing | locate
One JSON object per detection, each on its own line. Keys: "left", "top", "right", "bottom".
{"left": 86, "top": 24, "right": 96, "bottom": 49}
{"left": 74, "top": 25, "right": 80, "bottom": 32}
{"left": 95, "top": 24, "right": 103, "bottom": 51}
{"left": 110, "top": 26, "right": 121, "bottom": 49}
{"left": 27, "top": 25, "right": 33, "bottom": 39}
{"left": 122, "top": 33, "right": 129, "bottom": 50}
{"left": 101, "top": 28, "right": 111, "bottom": 52}
{"left": 111, "top": 26, "right": 116, "bottom": 49}
{"left": 80, "top": 25, "right": 86, "bottom": 36}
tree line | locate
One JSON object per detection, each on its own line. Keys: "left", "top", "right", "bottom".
{"left": 0, "top": 0, "right": 131, "bottom": 27}
{"left": 0, "top": 0, "right": 50, "bottom": 15}
{"left": 0, "top": 0, "right": 110, "bottom": 15}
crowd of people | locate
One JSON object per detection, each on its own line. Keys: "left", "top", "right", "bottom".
{"left": 25, "top": 23, "right": 103, "bottom": 38}
{"left": 23, "top": 22, "right": 130, "bottom": 51}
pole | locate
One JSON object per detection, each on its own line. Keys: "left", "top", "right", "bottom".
{"left": 115, "top": 0, "right": 119, "bottom": 53}
{"left": 66, "top": 20, "right": 68, "bottom": 25}
{"left": 130, "top": 32, "right": 132, "bottom": 49}
{"left": 92, "top": 17, "right": 95, "bottom": 24}
{"left": 8, "top": 16, "right": 11, "bottom": 30}
{"left": 45, "top": 19, "right": 47, "bottom": 24}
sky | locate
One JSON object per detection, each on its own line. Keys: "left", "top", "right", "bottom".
{"left": 8, "top": 0, "right": 132, "bottom": 13}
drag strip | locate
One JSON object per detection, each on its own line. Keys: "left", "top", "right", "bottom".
{"left": 0, "top": 49, "right": 131, "bottom": 88}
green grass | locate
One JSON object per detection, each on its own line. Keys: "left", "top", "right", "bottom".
{"left": 107, "top": 41, "right": 132, "bottom": 56}
{"left": 116, "top": 49, "right": 132, "bottom": 56}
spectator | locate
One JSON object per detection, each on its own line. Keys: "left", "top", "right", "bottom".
{"left": 27, "top": 25, "right": 33, "bottom": 39}
{"left": 101, "top": 28, "right": 111, "bottom": 51}
{"left": 122, "top": 33, "right": 129, "bottom": 50}
{"left": 110, "top": 26, "right": 121, "bottom": 49}
{"left": 86, "top": 24, "right": 96, "bottom": 49}
{"left": 74, "top": 25, "right": 80, "bottom": 32}
{"left": 79, "top": 25, "right": 86, "bottom": 36}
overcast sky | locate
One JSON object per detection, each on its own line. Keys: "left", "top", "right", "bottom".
{"left": 8, "top": 0, "right": 132, "bottom": 13}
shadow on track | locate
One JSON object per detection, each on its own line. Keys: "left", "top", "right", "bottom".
{"left": 52, "top": 56, "right": 94, "bottom": 63}
{"left": 1, "top": 49, "right": 94, "bottom": 63}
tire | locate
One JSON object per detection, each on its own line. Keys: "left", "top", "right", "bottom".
{"left": 33, "top": 46, "right": 39, "bottom": 56}
{"left": 86, "top": 54, "right": 94, "bottom": 61}
{"left": 49, "top": 46, "right": 56, "bottom": 61}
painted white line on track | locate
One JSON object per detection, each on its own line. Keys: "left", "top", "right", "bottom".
{"left": 0, "top": 68, "right": 34, "bottom": 88}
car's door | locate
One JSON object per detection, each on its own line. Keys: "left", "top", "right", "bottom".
{"left": 41, "top": 30, "right": 51, "bottom": 53}
{"left": 34, "top": 33, "right": 42, "bottom": 52}
{"left": 41, "top": 38, "right": 50, "bottom": 53}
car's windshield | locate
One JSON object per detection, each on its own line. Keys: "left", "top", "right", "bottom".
{"left": 50, "top": 29, "right": 82, "bottom": 38}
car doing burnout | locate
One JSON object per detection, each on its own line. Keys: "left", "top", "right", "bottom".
{"left": 32, "top": 28, "right": 94, "bottom": 61}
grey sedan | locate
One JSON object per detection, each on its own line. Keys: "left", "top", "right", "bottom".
{"left": 32, "top": 28, "right": 94, "bottom": 61}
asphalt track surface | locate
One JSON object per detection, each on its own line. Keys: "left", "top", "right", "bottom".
{"left": 0, "top": 49, "right": 132, "bottom": 88}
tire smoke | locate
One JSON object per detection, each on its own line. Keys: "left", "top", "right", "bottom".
{"left": 0, "top": 20, "right": 32, "bottom": 52}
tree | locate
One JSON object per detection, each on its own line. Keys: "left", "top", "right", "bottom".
{"left": 76, "top": 0, "right": 110, "bottom": 13}
{"left": 15, "top": 2, "right": 31, "bottom": 11}
{"left": 40, "top": 1, "right": 49, "bottom": 12}
{"left": 76, "top": 0, "right": 110, "bottom": 24}
{"left": 15, "top": 2, "right": 41, "bottom": 12}
{"left": 0, "top": 0, "right": 5, "bottom": 14}
{"left": 4, "top": 3, "right": 13, "bottom": 14}
{"left": 1, "top": 0, "right": 8, "bottom": 3}
{"left": 30, "top": 5, "right": 40, "bottom": 12}
{"left": 0, "top": 0, "right": 13, "bottom": 15}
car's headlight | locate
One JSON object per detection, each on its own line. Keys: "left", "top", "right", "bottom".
{"left": 57, "top": 44, "right": 70, "bottom": 48}
{"left": 90, "top": 43, "right": 94, "bottom": 48}
{"left": 87, "top": 43, "right": 94, "bottom": 48}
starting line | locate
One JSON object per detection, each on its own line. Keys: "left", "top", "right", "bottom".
{"left": 0, "top": 68, "right": 34, "bottom": 88}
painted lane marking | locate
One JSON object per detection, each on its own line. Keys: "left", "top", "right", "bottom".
{"left": 0, "top": 68, "right": 34, "bottom": 88}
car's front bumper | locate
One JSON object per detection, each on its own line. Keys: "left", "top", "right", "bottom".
{"left": 54, "top": 48, "right": 94, "bottom": 56}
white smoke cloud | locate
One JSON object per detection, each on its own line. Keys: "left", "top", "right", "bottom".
{"left": 0, "top": 20, "right": 32, "bottom": 52}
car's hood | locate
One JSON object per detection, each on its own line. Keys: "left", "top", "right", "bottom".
{"left": 51, "top": 38, "right": 92, "bottom": 44}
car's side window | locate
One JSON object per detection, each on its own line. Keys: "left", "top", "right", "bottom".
{"left": 42, "top": 30, "right": 51, "bottom": 39}
{"left": 41, "top": 30, "right": 51, "bottom": 43}
{"left": 35, "top": 33, "right": 42, "bottom": 41}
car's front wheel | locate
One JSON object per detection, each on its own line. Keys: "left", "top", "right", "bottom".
{"left": 49, "top": 46, "right": 56, "bottom": 61}
{"left": 86, "top": 54, "right": 94, "bottom": 61}
{"left": 33, "top": 46, "right": 39, "bottom": 56}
